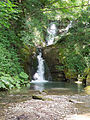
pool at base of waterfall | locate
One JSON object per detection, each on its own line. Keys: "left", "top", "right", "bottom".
{"left": 30, "top": 81, "right": 85, "bottom": 93}
{"left": 31, "top": 79, "right": 48, "bottom": 83}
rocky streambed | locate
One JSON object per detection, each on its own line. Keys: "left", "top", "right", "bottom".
{"left": 0, "top": 90, "right": 90, "bottom": 120}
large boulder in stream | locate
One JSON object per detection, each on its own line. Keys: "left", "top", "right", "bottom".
{"left": 42, "top": 45, "right": 66, "bottom": 81}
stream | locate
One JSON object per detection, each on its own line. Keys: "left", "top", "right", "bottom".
{"left": 0, "top": 83, "right": 90, "bottom": 120}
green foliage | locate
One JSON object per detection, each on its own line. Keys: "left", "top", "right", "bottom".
{"left": 21, "top": 0, "right": 90, "bottom": 46}
{"left": 0, "top": 0, "right": 19, "bottom": 28}
{"left": 0, "top": 72, "right": 29, "bottom": 90}
{"left": 20, "top": 18, "right": 46, "bottom": 46}
{"left": 0, "top": 39, "right": 30, "bottom": 90}
{"left": 0, "top": 0, "right": 30, "bottom": 90}
{"left": 20, "top": 0, "right": 49, "bottom": 46}
{"left": 57, "top": 8, "right": 90, "bottom": 79}
{"left": 0, "top": 39, "right": 22, "bottom": 75}
{"left": 0, "top": 0, "right": 90, "bottom": 89}
{"left": 20, "top": 72, "right": 29, "bottom": 79}
{"left": 19, "top": 0, "right": 90, "bottom": 81}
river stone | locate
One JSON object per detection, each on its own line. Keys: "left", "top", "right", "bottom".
{"left": 32, "top": 94, "right": 44, "bottom": 100}
{"left": 32, "top": 94, "right": 53, "bottom": 101}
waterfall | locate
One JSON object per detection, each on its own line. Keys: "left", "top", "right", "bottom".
{"left": 46, "top": 22, "right": 57, "bottom": 46}
{"left": 31, "top": 21, "right": 72, "bottom": 84}
{"left": 61, "top": 21, "right": 72, "bottom": 36}
{"left": 64, "top": 21, "right": 72, "bottom": 33}
{"left": 31, "top": 49, "right": 47, "bottom": 83}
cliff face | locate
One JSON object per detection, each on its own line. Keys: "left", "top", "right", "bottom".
{"left": 42, "top": 45, "right": 66, "bottom": 81}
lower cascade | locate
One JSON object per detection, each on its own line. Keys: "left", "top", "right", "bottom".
{"left": 31, "top": 49, "right": 47, "bottom": 83}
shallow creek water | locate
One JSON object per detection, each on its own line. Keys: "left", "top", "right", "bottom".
{"left": 0, "top": 81, "right": 90, "bottom": 120}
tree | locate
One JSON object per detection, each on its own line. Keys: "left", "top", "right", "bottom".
{"left": 0, "top": 0, "right": 19, "bottom": 28}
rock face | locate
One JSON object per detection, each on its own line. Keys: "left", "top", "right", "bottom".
{"left": 43, "top": 45, "right": 66, "bottom": 81}
{"left": 86, "top": 74, "right": 90, "bottom": 85}
{"left": 29, "top": 54, "right": 38, "bottom": 80}
{"left": 23, "top": 47, "right": 38, "bottom": 80}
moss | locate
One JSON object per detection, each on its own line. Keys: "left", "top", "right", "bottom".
{"left": 32, "top": 94, "right": 44, "bottom": 100}
{"left": 86, "top": 74, "right": 90, "bottom": 84}
{"left": 87, "top": 74, "right": 90, "bottom": 81}
{"left": 32, "top": 94, "right": 53, "bottom": 101}
{"left": 20, "top": 44, "right": 37, "bottom": 62}
{"left": 64, "top": 69, "right": 77, "bottom": 80}
{"left": 84, "top": 86, "right": 90, "bottom": 95}
{"left": 20, "top": 44, "right": 30, "bottom": 62}
{"left": 85, "top": 86, "right": 90, "bottom": 91}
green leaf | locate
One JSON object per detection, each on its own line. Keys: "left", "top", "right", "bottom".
{"left": 19, "top": 72, "right": 29, "bottom": 79}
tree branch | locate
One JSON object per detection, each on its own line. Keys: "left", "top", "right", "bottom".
{"left": 42, "top": 4, "right": 90, "bottom": 12}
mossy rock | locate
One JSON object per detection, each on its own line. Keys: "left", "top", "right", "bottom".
{"left": 64, "top": 69, "right": 77, "bottom": 80}
{"left": 84, "top": 86, "right": 90, "bottom": 95}
{"left": 86, "top": 74, "right": 90, "bottom": 85}
{"left": 32, "top": 94, "right": 53, "bottom": 101}
{"left": 87, "top": 74, "right": 90, "bottom": 81}
{"left": 85, "top": 86, "right": 90, "bottom": 91}
{"left": 42, "top": 89, "right": 48, "bottom": 94}
{"left": 32, "top": 94, "right": 44, "bottom": 100}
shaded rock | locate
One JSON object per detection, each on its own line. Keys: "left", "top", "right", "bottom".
{"left": 21, "top": 46, "right": 38, "bottom": 80}
{"left": 84, "top": 86, "right": 90, "bottom": 95}
{"left": 32, "top": 94, "right": 44, "bottom": 100}
{"left": 86, "top": 74, "right": 90, "bottom": 85}
{"left": 17, "top": 114, "right": 28, "bottom": 120}
{"left": 43, "top": 45, "right": 66, "bottom": 81}
{"left": 69, "top": 99, "right": 84, "bottom": 104}
{"left": 32, "top": 94, "right": 53, "bottom": 101}
{"left": 42, "top": 90, "right": 48, "bottom": 94}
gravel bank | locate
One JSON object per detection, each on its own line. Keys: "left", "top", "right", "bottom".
{"left": 3, "top": 95, "right": 77, "bottom": 120}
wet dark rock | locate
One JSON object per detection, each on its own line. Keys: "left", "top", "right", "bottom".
{"left": 32, "top": 94, "right": 53, "bottom": 101}
{"left": 22, "top": 47, "right": 38, "bottom": 80}
{"left": 28, "top": 52, "right": 38, "bottom": 80}
{"left": 32, "top": 94, "right": 45, "bottom": 100}
{"left": 43, "top": 45, "right": 66, "bottom": 81}
{"left": 42, "top": 90, "right": 48, "bottom": 94}
{"left": 69, "top": 99, "right": 75, "bottom": 103}
{"left": 69, "top": 99, "right": 84, "bottom": 104}
{"left": 17, "top": 114, "right": 28, "bottom": 120}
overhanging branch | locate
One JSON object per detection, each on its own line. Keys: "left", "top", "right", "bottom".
{"left": 42, "top": 4, "right": 90, "bottom": 12}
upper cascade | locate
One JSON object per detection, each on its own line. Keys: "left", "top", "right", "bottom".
{"left": 65, "top": 21, "right": 72, "bottom": 33}
{"left": 61, "top": 21, "right": 72, "bottom": 36}
{"left": 46, "top": 22, "right": 57, "bottom": 46}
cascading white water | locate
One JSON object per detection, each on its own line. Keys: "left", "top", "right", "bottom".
{"left": 64, "top": 21, "right": 72, "bottom": 33}
{"left": 31, "top": 22, "right": 72, "bottom": 83}
{"left": 46, "top": 23, "right": 57, "bottom": 46}
{"left": 30, "top": 21, "right": 73, "bottom": 91}
{"left": 31, "top": 51, "right": 47, "bottom": 83}
{"left": 61, "top": 21, "right": 72, "bottom": 36}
